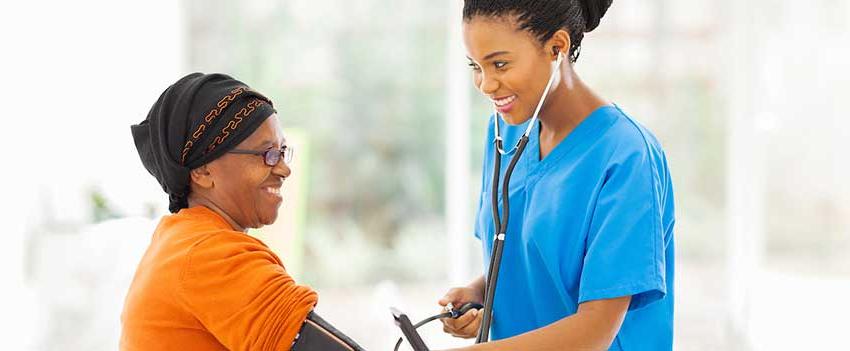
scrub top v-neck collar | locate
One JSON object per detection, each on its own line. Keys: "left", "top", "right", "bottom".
{"left": 523, "top": 104, "right": 621, "bottom": 185}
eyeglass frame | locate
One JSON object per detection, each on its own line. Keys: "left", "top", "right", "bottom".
{"left": 227, "top": 145, "right": 294, "bottom": 166}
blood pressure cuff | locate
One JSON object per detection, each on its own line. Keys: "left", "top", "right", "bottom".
{"left": 291, "top": 311, "right": 366, "bottom": 351}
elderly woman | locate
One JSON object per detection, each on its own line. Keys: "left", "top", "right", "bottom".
{"left": 122, "top": 73, "right": 359, "bottom": 351}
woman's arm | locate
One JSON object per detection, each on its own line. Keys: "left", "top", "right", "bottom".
{"left": 444, "top": 295, "right": 631, "bottom": 351}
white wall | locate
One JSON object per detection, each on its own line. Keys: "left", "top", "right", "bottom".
{"left": 0, "top": 1, "right": 184, "bottom": 349}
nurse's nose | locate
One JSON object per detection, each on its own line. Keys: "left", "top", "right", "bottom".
{"left": 477, "top": 73, "right": 499, "bottom": 96}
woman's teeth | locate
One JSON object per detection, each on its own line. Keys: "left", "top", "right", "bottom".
{"left": 264, "top": 187, "right": 281, "bottom": 195}
{"left": 492, "top": 95, "right": 516, "bottom": 107}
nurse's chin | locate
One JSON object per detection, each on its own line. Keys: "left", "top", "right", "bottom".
{"left": 500, "top": 113, "right": 532, "bottom": 126}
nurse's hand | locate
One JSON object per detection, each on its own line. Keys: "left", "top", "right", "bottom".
{"left": 438, "top": 285, "right": 484, "bottom": 339}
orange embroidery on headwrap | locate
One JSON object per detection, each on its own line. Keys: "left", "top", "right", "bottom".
{"left": 205, "top": 99, "right": 266, "bottom": 154}
{"left": 180, "top": 87, "right": 246, "bottom": 164}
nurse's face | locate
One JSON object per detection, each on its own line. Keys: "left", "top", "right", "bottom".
{"left": 463, "top": 15, "right": 559, "bottom": 125}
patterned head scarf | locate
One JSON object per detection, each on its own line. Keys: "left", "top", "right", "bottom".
{"left": 131, "top": 73, "right": 277, "bottom": 212}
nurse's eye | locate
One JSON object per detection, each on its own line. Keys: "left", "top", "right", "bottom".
{"left": 468, "top": 62, "right": 481, "bottom": 72}
{"left": 494, "top": 61, "right": 508, "bottom": 69}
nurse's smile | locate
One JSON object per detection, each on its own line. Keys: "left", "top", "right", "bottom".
{"left": 490, "top": 94, "right": 517, "bottom": 113}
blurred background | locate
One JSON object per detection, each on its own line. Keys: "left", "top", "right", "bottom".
{"left": 1, "top": 0, "right": 848, "bottom": 350}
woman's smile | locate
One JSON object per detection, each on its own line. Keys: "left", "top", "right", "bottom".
{"left": 491, "top": 94, "right": 517, "bottom": 113}
{"left": 261, "top": 184, "right": 283, "bottom": 203}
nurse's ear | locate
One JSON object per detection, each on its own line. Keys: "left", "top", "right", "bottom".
{"left": 544, "top": 29, "right": 571, "bottom": 60}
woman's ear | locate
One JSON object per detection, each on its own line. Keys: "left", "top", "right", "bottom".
{"left": 190, "top": 165, "right": 214, "bottom": 189}
{"left": 547, "top": 29, "right": 571, "bottom": 59}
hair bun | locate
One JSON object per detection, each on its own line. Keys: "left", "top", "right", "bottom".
{"left": 580, "top": 0, "right": 613, "bottom": 32}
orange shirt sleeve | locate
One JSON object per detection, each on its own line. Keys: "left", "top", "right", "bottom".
{"left": 176, "top": 231, "right": 318, "bottom": 351}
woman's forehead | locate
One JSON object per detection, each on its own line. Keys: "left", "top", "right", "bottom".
{"left": 242, "top": 115, "right": 286, "bottom": 147}
{"left": 463, "top": 17, "right": 538, "bottom": 60}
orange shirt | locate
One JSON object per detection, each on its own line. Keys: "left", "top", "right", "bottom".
{"left": 121, "top": 206, "right": 318, "bottom": 351}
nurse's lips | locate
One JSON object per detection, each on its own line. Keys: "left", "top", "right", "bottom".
{"left": 490, "top": 94, "right": 517, "bottom": 113}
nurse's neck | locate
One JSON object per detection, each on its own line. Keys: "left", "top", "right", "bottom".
{"left": 536, "top": 65, "right": 609, "bottom": 160}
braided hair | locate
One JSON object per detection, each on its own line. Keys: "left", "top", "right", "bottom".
{"left": 463, "top": 0, "right": 613, "bottom": 62}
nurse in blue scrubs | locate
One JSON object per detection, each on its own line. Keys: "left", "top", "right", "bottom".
{"left": 438, "top": 1, "right": 675, "bottom": 350}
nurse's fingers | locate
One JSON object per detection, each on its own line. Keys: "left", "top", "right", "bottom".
{"left": 456, "top": 311, "right": 483, "bottom": 338}
{"left": 441, "top": 308, "right": 478, "bottom": 333}
{"left": 442, "top": 309, "right": 481, "bottom": 339}
{"left": 443, "top": 322, "right": 476, "bottom": 339}
{"left": 445, "top": 327, "right": 477, "bottom": 339}
{"left": 439, "top": 287, "right": 467, "bottom": 306}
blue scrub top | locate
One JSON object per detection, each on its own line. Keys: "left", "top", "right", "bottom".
{"left": 474, "top": 105, "right": 675, "bottom": 350}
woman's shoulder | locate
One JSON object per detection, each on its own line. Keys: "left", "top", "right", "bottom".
{"left": 186, "top": 230, "right": 272, "bottom": 258}
{"left": 599, "top": 105, "right": 667, "bottom": 162}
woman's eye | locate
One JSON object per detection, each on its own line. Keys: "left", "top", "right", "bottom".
{"left": 468, "top": 63, "right": 481, "bottom": 71}
{"left": 494, "top": 61, "right": 507, "bottom": 69}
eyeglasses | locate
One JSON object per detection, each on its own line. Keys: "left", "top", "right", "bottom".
{"left": 228, "top": 145, "right": 294, "bottom": 166}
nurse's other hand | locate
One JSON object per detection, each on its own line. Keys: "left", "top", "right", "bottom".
{"left": 438, "top": 287, "right": 484, "bottom": 339}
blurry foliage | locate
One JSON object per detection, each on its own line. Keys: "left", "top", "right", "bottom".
{"left": 89, "top": 187, "right": 121, "bottom": 223}
{"left": 187, "top": 0, "right": 450, "bottom": 286}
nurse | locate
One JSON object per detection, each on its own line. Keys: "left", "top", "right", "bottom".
{"left": 438, "top": 1, "right": 675, "bottom": 350}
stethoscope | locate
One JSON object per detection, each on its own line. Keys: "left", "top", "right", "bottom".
{"left": 391, "top": 50, "right": 565, "bottom": 350}
{"left": 476, "top": 49, "right": 565, "bottom": 343}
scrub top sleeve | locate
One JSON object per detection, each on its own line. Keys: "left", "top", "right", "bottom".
{"left": 578, "top": 147, "right": 666, "bottom": 311}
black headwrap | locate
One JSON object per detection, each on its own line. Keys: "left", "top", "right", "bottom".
{"left": 131, "top": 73, "right": 277, "bottom": 213}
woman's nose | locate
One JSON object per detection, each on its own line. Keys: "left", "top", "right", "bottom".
{"left": 273, "top": 160, "right": 292, "bottom": 179}
{"left": 478, "top": 74, "right": 499, "bottom": 95}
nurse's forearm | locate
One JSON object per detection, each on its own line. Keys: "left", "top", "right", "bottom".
{"left": 446, "top": 296, "right": 630, "bottom": 351}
